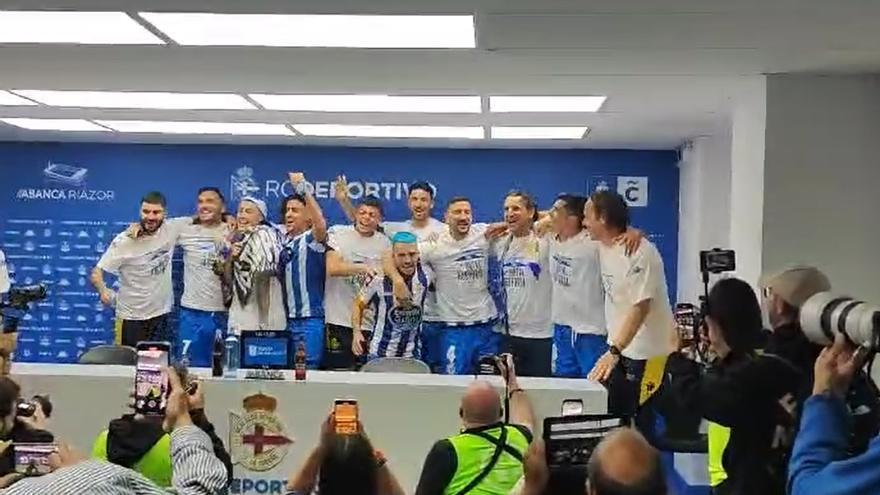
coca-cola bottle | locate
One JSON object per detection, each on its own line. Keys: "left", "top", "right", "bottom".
{"left": 294, "top": 340, "right": 307, "bottom": 381}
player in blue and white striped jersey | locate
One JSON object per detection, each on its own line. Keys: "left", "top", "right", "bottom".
{"left": 279, "top": 172, "right": 328, "bottom": 369}
{"left": 351, "top": 232, "right": 432, "bottom": 361}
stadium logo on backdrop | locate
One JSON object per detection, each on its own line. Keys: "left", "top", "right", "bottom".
{"left": 13, "top": 162, "right": 114, "bottom": 202}
{"left": 229, "top": 393, "right": 293, "bottom": 472}
{"left": 617, "top": 176, "right": 649, "bottom": 207}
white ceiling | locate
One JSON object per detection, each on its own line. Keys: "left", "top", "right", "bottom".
{"left": 1, "top": 0, "right": 880, "bottom": 148}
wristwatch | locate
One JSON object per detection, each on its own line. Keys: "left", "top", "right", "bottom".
{"left": 608, "top": 345, "right": 622, "bottom": 357}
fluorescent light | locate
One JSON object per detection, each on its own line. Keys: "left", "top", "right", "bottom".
{"left": 14, "top": 90, "right": 255, "bottom": 110}
{"left": 489, "top": 96, "right": 607, "bottom": 113}
{"left": 140, "top": 13, "right": 475, "bottom": 48}
{"left": 0, "top": 91, "right": 37, "bottom": 106}
{"left": 295, "top": 124, "right": 483, "bottom": 139}
{"left": 491, "top": 126, "right": 589, "bottom": 139}
{"left": 250, "top": 94, "right": 481, "bottom": 113}
{"left": 0, "top": 11, "right": 164, "bottom": 44}
{"left": 97, "top": 120, "right": 293, "bottom": 136}
{"left": 1, "top": 118, "right": 107, "bottom": 131}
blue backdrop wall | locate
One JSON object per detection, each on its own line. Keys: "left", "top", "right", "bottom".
{"left": 0, "top": 142, "right": 679, "bottom": 363}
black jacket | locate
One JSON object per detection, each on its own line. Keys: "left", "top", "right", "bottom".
{"left": 764, "top": 322, "right": 880, "bottom": 454}
{"left": 666, "top": 351, "right": 801, "bottom": 495}
{"left": 104, "top": 409, "right": 233, "bottom": 487}
{"left": 0, "top": 421, "right": 54, "bottom": 477}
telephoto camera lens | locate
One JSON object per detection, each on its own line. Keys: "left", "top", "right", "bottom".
{"left": 800, "top": 292, "right": 880, "bottom": 347}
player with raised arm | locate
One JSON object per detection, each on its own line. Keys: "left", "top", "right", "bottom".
{"left": 324, "top": 198, "right": 391, "bottom": 370}
{"left": 279, "top": 172, "right": 329, "bottom": 369}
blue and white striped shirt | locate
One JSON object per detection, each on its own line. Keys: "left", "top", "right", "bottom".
{"left": 362, "top": 264, "right": 431, "bottom": 359}
{"left": 281, "top": 230, "right": 327, "bottom": 319}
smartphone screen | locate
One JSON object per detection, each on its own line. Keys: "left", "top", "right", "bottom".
{"left": 14, "top": 443, "right": 58, "bottom": 476}
{"left": 561, "top": 399, "right": 584, "bottom": 417}
{"left": 674, "top": 303, "right": 697, "bottom": 345}
{"left": 135, "top": 343, "right": 170, "bottom": 416}
{"left": 334, "top": 400, "right": 358, "bottom": 435}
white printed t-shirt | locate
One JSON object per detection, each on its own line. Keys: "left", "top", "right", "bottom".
{"left": 419, "top": 224, "right": 497, "bottom": 325}
{"left": 97, "top": 223, "right": 180, "bottom": 321}
{"left": 548, "top": 231, "right": 606, "bottom": 335}
{"left": 495, "top": 233, "right": 553, "bottom": 339}
{"left": 599, "top": 239, "right": 675, "bottom": 361}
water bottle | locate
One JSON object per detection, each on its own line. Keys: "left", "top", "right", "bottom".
{"left": 224, "top": 334, "right": 240, "bottom": 375}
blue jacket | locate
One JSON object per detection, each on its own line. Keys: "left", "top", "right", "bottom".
{"left": 789, "top": 394, "right": 880, "bottom": 495}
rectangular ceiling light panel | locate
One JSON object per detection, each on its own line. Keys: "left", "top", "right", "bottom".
{"left": 97, "top": 120, "right": 293, "bottom": 135}
{"left": 491, "top": 126, "right": 589, "bottom": 139}
{"left": 14, "top": 90, "right": 255, "bottom": 110}
{"left": 139, "top": 13, "right": 475, "bottom": 48}
{"left": 489, "top": 96, "right": 606, "bottom": 113}
{"left": 295, "top": 124, "right": 483, "bottom": 139}
{"left": 1, "top": 118, "right": 107, "bottom": 131}
{"left": 0, "top": 91, "right": 37, "bottom": 105}
{"left": 0, "top": 11, "right": 164, "bottom": 44}
{"left": 250, "top": 94, "right": 481, "bottom": 113}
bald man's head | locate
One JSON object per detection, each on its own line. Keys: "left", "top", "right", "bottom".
{"left": 586, "top": 428, "right": 665, "bottom": 495}
{"left": 460, "top": 381, "right": 502, "bottom": 427}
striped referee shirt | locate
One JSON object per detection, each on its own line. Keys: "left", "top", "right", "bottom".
{"left": 0, "top": 425, "right": 227, "bottom": 495}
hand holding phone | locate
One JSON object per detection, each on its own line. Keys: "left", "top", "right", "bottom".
{"left": 135, "top": 342, "right": 171, "bottom": 416}
{"left": 333, "top": 399, "right": 359, "bottom": 435}
{"left": 14, "top": 443, "right": 58, "bottom": 476}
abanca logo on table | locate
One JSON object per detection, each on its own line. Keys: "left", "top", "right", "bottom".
{"left": 14, "top": 162, "right": 115, "bottom": 202}
{"left": 229, "top": 165, "right": 434, "bottom": 203}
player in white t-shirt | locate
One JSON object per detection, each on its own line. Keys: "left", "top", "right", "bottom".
{"left": 390, "top": 197, "right": 506, "bottom": 375}
{"left": 222, "top": 197, "right": 286, "bottom": 334}
{"left": 494, "top": 191, "right": 554, "bottom": 377}
{"left": 325, "top": 197, "right": 391, "bottom": 369}
{"left": 92, "top": 191, "right": 177, "bottom": 346}
{"left": 584, "top": 190, "right": 674, "bottom": 423}
{"left": 174, "top": 187, "right": 231, "bottom": 367}
{"left": 335, "top": 178, "right": 446, "bottom": 241}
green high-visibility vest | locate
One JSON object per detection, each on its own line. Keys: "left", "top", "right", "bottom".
{"left": 444, "top": 425, "right": 529, "bottom": 495}
{"left": 707, "top": 421, "right": 731, "bottom": 487}
{"left": 92, "top": 430, "right": 173, "bottom": 487}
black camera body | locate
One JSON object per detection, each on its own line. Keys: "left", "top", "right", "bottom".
{"left": 1, "top": 284, "right": 48, "bottom": 334}
{"left": 676, "top": 249, "right": 737, "bottom": 361}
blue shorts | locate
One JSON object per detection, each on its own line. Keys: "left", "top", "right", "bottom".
{"left": 438, "top": 323, "right": 500, "bottom": 375}
{"left": 178, "top": 308, "right": 228, "bottom": 368}
{"left": 287, "top": 317, "right": 324, "bottom": 369}
{"left": 420, "top": 322, "right": 445, "bottom": 373}
{"left": 552, "top": 324, "right": 608, "bottom": 378}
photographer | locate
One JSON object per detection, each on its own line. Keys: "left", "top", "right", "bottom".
{"left": 761, "top": 266, "right": 880, "bottom": 453}
{"left": 0, "top": 377, "right": 54, "bottom": 479}
{"left": 788, "top": 336, "right": 880, "bottom": 495}
{"left": 286, "top": 412, "right": 406, "bottom": 495}
{"left": 665, "top": 277, "right": 801, "bottom": 495}
{"left": 415, "top": 355, "right": 534, "bottom": 495}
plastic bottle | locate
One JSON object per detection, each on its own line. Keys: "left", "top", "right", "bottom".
{"left": 211, "top": 330, "right": 224, "bottom": 377}
{"left": 224, "top": 334, "right": 240, "bottom": 375}
{"left": 294, "top": 339, "right": 307, "bottom": 381}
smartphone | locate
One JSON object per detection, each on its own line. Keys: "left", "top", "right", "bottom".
{"left": 674, "top": 303, "right": 697, "bottom": 346}
{"left": 135, "top": 342, "right": 171, "bottom": 416}
{"left": 14, "top": 443, "right": 58, "bottom": 476}
{"left": 334, "top": 399, "right": 359, "bottom": 435}
{"left": 561, "top": 399, "right": 584, "bottom": 417}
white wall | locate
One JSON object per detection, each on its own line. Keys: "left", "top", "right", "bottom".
{"left": 677, "top": 133, "right": 732, "bottom": 303}
{"left": 763, "top": 74, "right": 880, "bottom": 302}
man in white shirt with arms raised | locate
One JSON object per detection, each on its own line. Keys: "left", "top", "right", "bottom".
{"left": 335, "top": 178, "right": 446, "bottom": 241}
{"left": 92, "top": 191, "right": 177, "bottom": 346}
{"left": 325, "top": 197, "right": 391, "bottom": 370}
{"left": 585, "top": 190, "right": 674, "bottom": 428}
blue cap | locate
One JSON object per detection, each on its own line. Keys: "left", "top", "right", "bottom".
{"left": 391, "top": 231, "right": 418, "bottom": 245}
